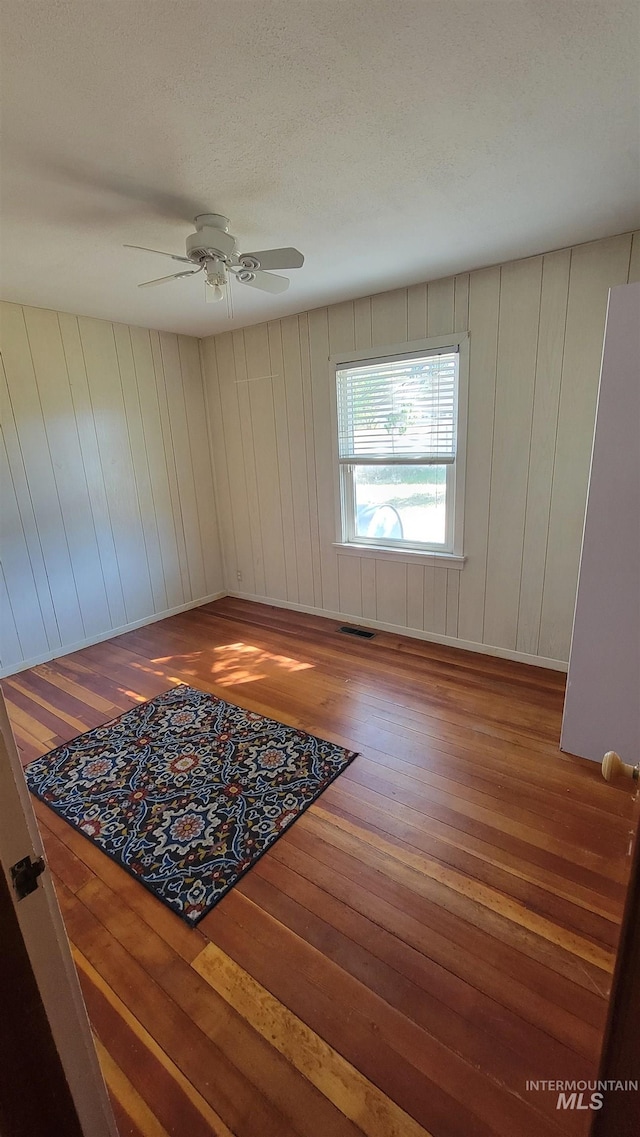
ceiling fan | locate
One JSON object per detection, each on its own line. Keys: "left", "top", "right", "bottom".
{"left": 125, "top": 214, "right": 304, "bottom": 303}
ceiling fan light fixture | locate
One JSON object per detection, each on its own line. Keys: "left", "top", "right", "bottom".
{"left": 206, "top": 282, "right": 225, "bottom": 303}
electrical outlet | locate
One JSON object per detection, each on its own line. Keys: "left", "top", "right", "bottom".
{"left": 236, "top": 570, "right": 243, "bottom": 582}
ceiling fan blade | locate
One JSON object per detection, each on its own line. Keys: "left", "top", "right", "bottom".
{"left": 237, "top": 247, "right": 304, "bottom": 271}
{"left": 236, "top": 270, "right": 290, "bottom": 294}
{"left": 138, "top": 269, "right": 202, "bottom": 288}
{"left": 125, "top": 244, "right": 192, "bottom": 264}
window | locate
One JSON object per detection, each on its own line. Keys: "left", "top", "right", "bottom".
{"left": 334, "top": 336, "right": 467, "bottom": 559}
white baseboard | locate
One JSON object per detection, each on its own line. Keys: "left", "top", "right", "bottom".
{"left": 226, "top": 590, "right": 569, "bottom": 673}
{"left": 2, "top": 588, "right": 568, "bottom": 678}
{"left": 0, "top": 592, "right": 227, "bottom": 679}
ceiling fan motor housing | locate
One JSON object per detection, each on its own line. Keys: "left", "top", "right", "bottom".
{"left": 186, "top": 223, "right": 237, "bottom": 265}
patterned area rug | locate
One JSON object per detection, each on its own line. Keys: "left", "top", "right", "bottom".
{"left": 25, "top": 685, "right": 357, "bottom": 925}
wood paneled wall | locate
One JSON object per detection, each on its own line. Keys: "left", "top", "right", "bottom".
{"left": 201, "top": 231, "right": 640, "bottom": 667}
{"left": 2, "top": 231, "right": 637, "bottom": 676}
{"left": 0, "top": 304, "right": 223, "bottom": 675}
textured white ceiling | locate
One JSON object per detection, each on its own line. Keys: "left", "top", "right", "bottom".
{"left": 1, "top": 0, "right": 638, "bottom": 337}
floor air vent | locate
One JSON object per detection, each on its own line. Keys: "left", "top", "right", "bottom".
{"left": 339, "top": 626, "right": 375, "bottom": 639}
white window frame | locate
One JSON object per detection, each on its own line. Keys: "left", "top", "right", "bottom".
{"left": 330, "top": 333, "right": 469, "bottom": 566}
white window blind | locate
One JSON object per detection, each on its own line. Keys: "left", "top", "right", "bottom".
{"left": 336, "top": 349, "right": 458, "bottom": 464}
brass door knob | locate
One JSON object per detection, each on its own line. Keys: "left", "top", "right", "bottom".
{"left": 601, "top": 751, "right": 639, "bottom": 783}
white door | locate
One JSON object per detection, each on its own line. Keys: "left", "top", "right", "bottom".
{"left": 561, "top": 281, "right": 640, "bottom": 763}
{"left": 0, "top": 690, "right": 118, "bottom": 1137}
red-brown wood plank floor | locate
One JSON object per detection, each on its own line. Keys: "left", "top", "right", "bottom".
{"left": 3, "top": 597, "right": 637, "bottom": 1137}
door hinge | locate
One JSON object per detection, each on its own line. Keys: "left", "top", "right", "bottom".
{"left": 10, "top": 854, "right": 46, "bottom": 901}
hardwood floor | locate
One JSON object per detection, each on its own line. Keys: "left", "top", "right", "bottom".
{"left": 3, "top": 597, "right": 637, "bottom": 1137}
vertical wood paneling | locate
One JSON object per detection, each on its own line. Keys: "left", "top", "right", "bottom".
{"left": 150, "top": 329, "right": 192, "bottom": 601}
{"left": 327, "top": 301, "right": 356, "bottom": 358}
{"left": 454, "top": 275, "right": 470, "bottom": 333}
{"left": 337, "top": 556, "right": 362, "bottom": 618}
{"left": 280, "top": 316, "right": 315, "bottom": 606}
{"left": 298, "top": 315, "right": 323, "bottom": 608}
{"left": 0, "top": 432, "right": 49, "bottom": 659}
{"left": 0, "top": 305, "right": 223, "bottom": 674}
{"left": 432, "top": 569, "right": 448, "bottom": 634}
{"left": 407, "top": 283, "right": 427, "bottom": 340}
{"left": 129, "top": 326, "right": 183, "bottom": 610}
{"left": 427, "top": 277, "right": 455, "bottom": 336}
{"left": 449, "top": 272, "right": 469, "bottom": 645}
{"left": 58, "top": 314, "right": 129, "bottom": 625}
{"left": 79, "top": 316, "right": 155, "bottom": 623}
{"left": 233, "top": 330, "right": 266, "bottom": 596}
{"left": 516, "top": 250, "right": 571, "bottom": 655}
{"left": 457, "top": 267, "right": 500, "bottom": 645}
{"left": 446, "top": 571, "right": 460, "bottom": 638}
{"left": 327, "top": 300, "right": 356, "bottom": 563}
{"left": 200, "top": 337, "right": 236, "bottom": 589}
{"left": 308, "top": 309, "right": 339, "bottom": 613}
{"left": 406, "top": 564, "right": 424, "bottom": 630}
{"left": 211, "top": 332, "right": 255, "bottom": 594}
{"left": 374, "top": 560, "right": 407, "bottom": 627}
{"left": 360, "top": 559, "right": 376, "bottom": 620}
{"left": 354, "top": 297, "right": 372, "bottom": 350}
{"left": 178, "top": 335, "right": 223, "bottom": 597}
{"left": 422, "top": 566, "right": 436, "bottom": 632}
{"left": 244, "top": 324, "right": 287, "bottom": 601}
{"left": 1, "top": 303, "right": 85, "bottom": 645}
{"left": 484, "top": 257, "right": 543, "bottom": 649}
{"left": 539, "top": 234, "right": 632, "bottom": 660}
{"left": 0, "top": 562, "right": 21, "bottom": 668}
{"left": 24, "top": 307, "right": 112, "bottom": 638}
{"left": 267, "top": 321, "right": 298, "bottom": 603}
{"left": 113, "top": 324, "right": 168, "bottom": 614}
{"left": 159, "top": 333, "right": 207, "bottom": 601}
{"left": 0, "top": 352, "right": 62, "bottom": 649}
{"left": 198, "top": 229, "right": 639, "bottom": 667}
{"left": 371, "top": 289, "right": 408, "bottom": 346}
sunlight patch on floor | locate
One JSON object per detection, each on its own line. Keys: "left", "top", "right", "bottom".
{"left": 141, "top": 642, "right": 314, "bottom": 687}
{"left": 210, "top": 642, "right": 315, "bottom": 686}
{"left": 119, "top": 687, "right": 152, "bottom": 703}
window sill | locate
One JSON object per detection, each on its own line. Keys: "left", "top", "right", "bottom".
{"left": 332, "top": 543, "right": 465, "bottom": 569}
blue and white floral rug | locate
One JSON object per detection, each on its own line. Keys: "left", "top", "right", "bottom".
{"left": 25, "top": 685, "right": 357, "bottom": 925}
